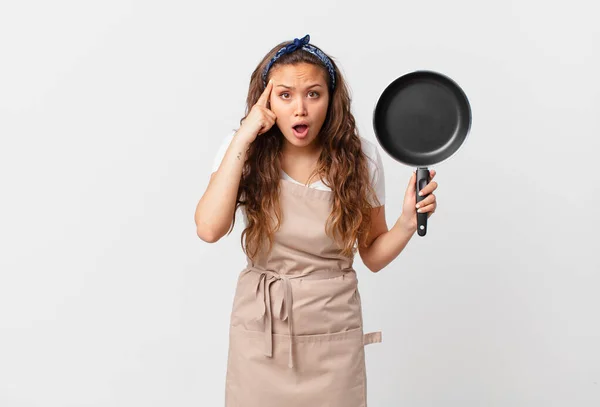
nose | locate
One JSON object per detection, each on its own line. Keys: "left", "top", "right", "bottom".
{"left": 294, "top": 97, "right": 307, "bottom": 117}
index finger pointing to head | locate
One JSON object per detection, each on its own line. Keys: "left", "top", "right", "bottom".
{"left": 257, "top": 79, "right": 273, "bottom": 107}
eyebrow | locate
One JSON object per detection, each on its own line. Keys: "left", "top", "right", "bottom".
{"left": 276, "top": 84, "right": 323, "bottom": 90}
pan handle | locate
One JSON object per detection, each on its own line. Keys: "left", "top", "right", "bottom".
{"left": 416, "top": 167, "right": 430, "bottom": 237}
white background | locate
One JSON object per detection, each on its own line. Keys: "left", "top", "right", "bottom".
{"left": 1, "top": 0, "right": 599, "bottom": 406}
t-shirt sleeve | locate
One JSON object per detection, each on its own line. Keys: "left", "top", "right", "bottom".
{"left": 212, "top": 131, "right": 237, "bottom": 173}
{"left": 364, "top": 138, "right": 386, "bottom": 207}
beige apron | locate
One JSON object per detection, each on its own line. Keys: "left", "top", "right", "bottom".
{"left": 225, "top": 177, "right": 382, "bottom": 407}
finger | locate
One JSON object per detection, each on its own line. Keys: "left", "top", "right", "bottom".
{"left": 258, "top": 117, "right": 275, "bottom": 135}
{"left": 264, "top": 108, "right": 277, "bottom": 120}
{"left": 257, "top": 119, "right": 268, "bottom": 135}
{"left": 258, "top": 124, "right": 268, "bottom": 135}
{"left": 419, "top": 181, "right": 438, "bottom": 196}
{"left": 406, "top": 171, "right": 416, "bottom": 193}
{"left": 429, "top": 170, "right": 436, "bottom": 180}
{"left": 416, "top": 194, "right": 435, "bottom": 208}
{"left": 257, "top": 79, "right": 274, "bottom": 107}
{"left": 416, "top": 203, "right": 436, "bottom": 213}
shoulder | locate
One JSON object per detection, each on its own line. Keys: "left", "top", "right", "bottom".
{"left": 212, "top": 130, "right": 237, "bottom": 173}
{"left": 224, "top": 129, "right": 237, "bottom": 144}
{"left": 359, "top": 135, "right": 377, "bottom": 155}
{"left": 358, "top": 135, "right": 386, "bottom": 206}
{"left": 221, "top": 129, "right": 237, "bottom": 147}
{"left": 358, "top": 136, "right": 384, "bottom": 175}
{"left": 216, "top": 130, "right": 237, "bottom": 152}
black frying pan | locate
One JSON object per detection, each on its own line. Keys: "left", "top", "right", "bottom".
{"left": 373, "top": 70, "right": 472, "bottom": 237}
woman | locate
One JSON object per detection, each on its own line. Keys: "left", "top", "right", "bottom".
{"left": 195, "top": 34, "right": 438, "bottom": 407}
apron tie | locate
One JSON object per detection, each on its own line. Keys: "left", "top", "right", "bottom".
{"left": 253, "top": 269, "right": 295, "bottom": 368}
{"left": 248, "top": 266, "right": 353, "bottom": 369}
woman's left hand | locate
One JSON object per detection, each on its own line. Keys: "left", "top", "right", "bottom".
{"left": 398, "top": 169, "right": 438, "bottom": 230}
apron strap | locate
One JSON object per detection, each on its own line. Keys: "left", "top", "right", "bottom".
{"left": 363, "top": 331, "right": 382, "bottom": 346}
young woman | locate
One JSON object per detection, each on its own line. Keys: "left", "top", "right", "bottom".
{"left": 195, "top": 34, "right": 438, "bottom": 407}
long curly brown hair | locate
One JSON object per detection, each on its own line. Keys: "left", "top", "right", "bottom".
{"left": 227, "top": 39, "right": 381, "bottom": 260}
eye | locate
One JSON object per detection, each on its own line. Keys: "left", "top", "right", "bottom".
{"left": 279, "top": 92, "right": 290, "bottom": 99}
{"left": 309, "top": 91, "right": 319, "bottom": 97}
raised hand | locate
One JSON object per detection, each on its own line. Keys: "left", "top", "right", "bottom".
{"left": 237, "top": 79, "right": 278, "bottom": 143}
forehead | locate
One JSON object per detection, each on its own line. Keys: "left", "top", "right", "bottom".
{"left": 269, "top": 63, "right": 327, "bottom": 85}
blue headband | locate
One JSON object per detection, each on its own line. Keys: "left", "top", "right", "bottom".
{"left": 262, "top": 34, "right": 336, "bottom": 91}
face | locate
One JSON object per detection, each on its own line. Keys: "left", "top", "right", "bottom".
{"left": 267, "top": 63, "right": 330, "bottom": 151}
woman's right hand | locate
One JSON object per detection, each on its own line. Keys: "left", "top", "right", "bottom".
{"left": 237, "top": 79, "right": 277, "bottom": 143}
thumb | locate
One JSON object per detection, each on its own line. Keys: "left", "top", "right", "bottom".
{"left": 406, "top": 171, "right": 416, "bottom": 193}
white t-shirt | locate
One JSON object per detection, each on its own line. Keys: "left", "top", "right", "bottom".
{"left": 211, "top": 131, "right": 385, "bottom": 221}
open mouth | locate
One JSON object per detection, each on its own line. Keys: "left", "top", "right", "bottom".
{"left": 292, "top": 124, "right": 309, "bottom": 138}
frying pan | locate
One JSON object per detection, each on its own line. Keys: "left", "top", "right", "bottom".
{"left": 372, "top": 70, "right": 472, "bottom": 237}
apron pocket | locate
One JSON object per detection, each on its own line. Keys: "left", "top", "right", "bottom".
{"left": 226, "top": 325, "right": 371, "bottom": 407}
{"left": 290, "top": 273, "right": 362, "bottom": 335}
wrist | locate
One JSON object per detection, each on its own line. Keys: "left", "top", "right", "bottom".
{"left": 233, "top": 130, "right": 255, "bottom": 147}
{"left": 395, "top": 214, "right": 417, "bottom": 234}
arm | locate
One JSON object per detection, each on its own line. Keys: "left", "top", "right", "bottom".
{"left": 358, "top": 206, "right": 417, "bottom": 273}
{"left": 195, "top": 80, "right": 277, "bottom": 243}
{"left": 194, "top": 132, "right": 252, "bottom": 243}
{"left": 359, "top": 170, "right": 438, "bottom": 272}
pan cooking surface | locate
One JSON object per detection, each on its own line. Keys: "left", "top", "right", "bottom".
{"left": 373, "top": 71, "right": 471, "bottom": 167}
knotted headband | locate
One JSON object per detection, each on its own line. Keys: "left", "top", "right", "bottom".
{"left": 262, "top": 34, "right": 336, "bottom": 91}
